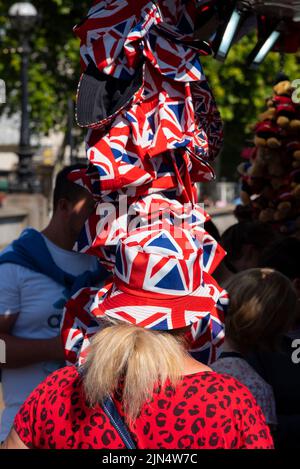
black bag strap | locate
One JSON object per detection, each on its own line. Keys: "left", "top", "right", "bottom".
{"left": 102, "top": 396, "right": 136, "bottom": 449}
{"left": 77, "top": 367, "right": 136, "bottom": 449}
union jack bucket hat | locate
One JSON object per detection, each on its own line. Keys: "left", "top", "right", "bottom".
{"left": 92, "top": 224, "right": 227, "bottom": 330}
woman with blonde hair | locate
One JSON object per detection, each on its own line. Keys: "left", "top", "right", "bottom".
{"left": 3, "top": 227, "right": 273, "bottom": 449}
{"left": 212, "top": 268, "right": 298, "bottom": 431}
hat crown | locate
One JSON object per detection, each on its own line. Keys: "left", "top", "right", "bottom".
{"left": 115, "top": 227, "right": 204, "bottom": 296}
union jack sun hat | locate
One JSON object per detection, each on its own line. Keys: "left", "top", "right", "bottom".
{"left": 91, "top": 224, "right": 227, "bottom": 331}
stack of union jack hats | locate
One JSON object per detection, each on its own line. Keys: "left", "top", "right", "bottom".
{"left": 61, "top": 0, "right": 228, "bottom": 365}
{"left": 62, "top": 225, "right": 228, "bottom": 366}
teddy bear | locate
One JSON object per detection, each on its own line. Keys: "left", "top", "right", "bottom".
{"left": 273, "top": 80, "right": 293, "bottom": 97}
{"left": 271, "top": 95, "right": 300, "bottom": 131}
{"left": 292, "top": 185, "right": 300, "bottom": 198}
{"left": 273, "top": 200, "right": 292, "bottom": 221}
{"left": 259, "top": 106, "right": 276, "bottom": 122}
{"left": 248, "top": 148, "right": 266, "bottom": 178}
{"left": 287, "top": 141, "right": 300, "bottom": 168}
{"left": 256, "top": 147, "right": 284, "bottom": 178}
{"left": 259, "top": 207, "right": 275, "bottom": 223}
{"left": 293, "top": 149, "right": 300, "bottom": 168}
{"left": 237, "top": 76, "right": 300, "bottom": 235}
{"left": 270, "top": 79, "right": 300, "bottom": 131}
{"left": 254, "top": 121, "right": 282, "bottom": 149}
{"left": 290, "top": 169, "right": 300, "bottom": 199}
{"left": 273, "top": 96, "right": 297, "bottom": 126}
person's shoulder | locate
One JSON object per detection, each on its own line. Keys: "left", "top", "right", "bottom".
{"left": 30, "top": 366, "right": 79, "bottom": 396}
{"left": 245, "top": 367, "right": 275, "bottom": 399}
{"left": 186, "top": 371, "right": 257, "bottom": 397}
{"left": 28, "top": 366, "right": 80, "bottom": 405}
{"left": 0, "top": 260, "right": 39, "bottom": 283}
{"left": 43, "top": 365, "right": 80, "bottom": 387}
{"left": 0, "top": 260, "right": 22, "bottom": 277}
{"left": 180, "top": 372, "right": 262, "bottom": 419}
{"left": 212, "top": 370, "right": 258, "bottom": 391}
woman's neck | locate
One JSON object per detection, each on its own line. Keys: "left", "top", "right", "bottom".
{"left": 183, "top": 354, "right": 212, "bottom": 375}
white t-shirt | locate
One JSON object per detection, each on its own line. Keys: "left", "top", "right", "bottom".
{"left": 0, "top": 234, "right": 99, "bottom": 440}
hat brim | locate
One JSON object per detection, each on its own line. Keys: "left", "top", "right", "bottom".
{"left": 92, "top": 271, "right": 224, "bottom": 330}
{"left": 76, "top": 61, "right": 143, "bottom": 129}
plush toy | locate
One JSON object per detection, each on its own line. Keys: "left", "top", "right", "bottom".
{"left": 292, "top": 184, "right": 300, "bottom": 198}
{"left": 259, "top": 207, "right": 275, "bottom": 223}
{"left": 287, "top": 141, "right": 300, "bottom": 168}
{"left": 273, "top": 80, "right": 293, "bottom": 97}
{"left": 274, "top": 201, "right": 292, "bottom": 221}
{"left": 254, "top": 121, "right": 282, "bottom": 148}
{"left": 293, "top": 150, "right": 300, "bottom": 168}
{"left": 290, "top": 170, "right": 300, "bottom": 198}
{"left": 237, "top": 76, "right": 300, "bottom": 234}
{"left": 271, "top": 79, "right": 300, "bottom": 132}
{"left": 274, "top": 96, "right": 296, "bottom": 127}
{"left": 257, "top": 147, "right": 283, "bottom": 176}
{"left": 271, "top": 96, "right": 300, "bottom": 131}
{"left": 259, "top": 107, "right": 276, "bottom": 122}
{"left": 248, "top": 149, "right": 265, "bottom": 177}
{"left": 270, "top": 176, "right": 285, "bottom": 190}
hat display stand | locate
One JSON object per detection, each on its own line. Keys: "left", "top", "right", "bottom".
{"left": 61, "top": 1, "right": 237, "bottom": 366}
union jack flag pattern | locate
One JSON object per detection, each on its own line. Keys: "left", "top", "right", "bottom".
{"left": 61, "top": 1, "right": 228, "bottom": 365}
{"left": 62, "top": 226, "right": 228, "bottom": 365}
{"left": 72, "top": 2, "right": 222, "bottom": 188}
{"left": 67, "top": 0, "right": 224, "bottom": 263}
{"left": 61, "top": 284, "right": 111, "bottom": 366}
{"left": 72, "top": 193, "right": 221, "bottom": 271}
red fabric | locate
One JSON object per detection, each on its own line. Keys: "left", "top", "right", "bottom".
{"left": 14, "top": 366, "right": 273, "bottom": 449}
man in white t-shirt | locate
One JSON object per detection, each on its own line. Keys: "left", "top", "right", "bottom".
{"left": 0, "top": 165, "right": 106, "bottom": 440}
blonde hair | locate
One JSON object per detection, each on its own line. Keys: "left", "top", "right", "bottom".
{"left": 82, "top": 318, "right": 189, "bottom": 423}
{"left": 224, "top": 268, "right": 298, "bottom": 353}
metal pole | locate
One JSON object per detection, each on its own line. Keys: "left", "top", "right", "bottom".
{"left": 16, "top": 33, "right": 35, "bottom": 192}
{"left": 20, "top": 35, "right": 30, "bottom": 148}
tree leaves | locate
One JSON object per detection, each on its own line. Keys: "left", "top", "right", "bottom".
{"left": 0, "top": 0, "right": 89, "bottom": 137}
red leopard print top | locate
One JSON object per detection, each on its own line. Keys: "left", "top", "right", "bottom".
{"left": 14, "top": 366, "right": 273, "bottom": 449}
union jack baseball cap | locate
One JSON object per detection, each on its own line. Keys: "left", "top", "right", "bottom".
{"left": 76, "top": 60, "right": 143, "bottom": 130}
{"left": 91, "top": 224, "right": 227, "bottom": 330}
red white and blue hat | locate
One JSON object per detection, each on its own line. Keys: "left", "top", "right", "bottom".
{"left": 91, "top": 225, "right": 227, "bottom": 331}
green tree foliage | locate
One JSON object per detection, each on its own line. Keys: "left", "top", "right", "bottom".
{"left": 0, "top": 0, "right": 89, "bottom": 135}
{"left": 0, "top": 3, "right": 299, "bottom": 178}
